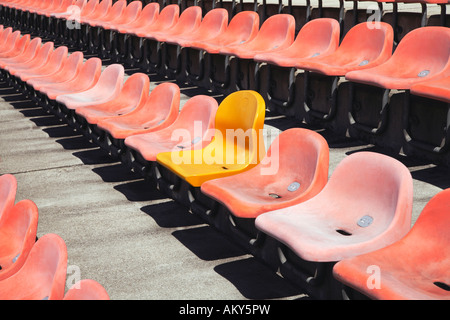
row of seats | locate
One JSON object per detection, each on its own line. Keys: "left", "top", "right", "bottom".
{"left": 0, "top": 174, "right": 109, "bottom": 300}
{"left": 0, "top": 25, "right": 448, "bottom": 300}
{"left": 4, "top": 0, "right": 446, "bottom": 154}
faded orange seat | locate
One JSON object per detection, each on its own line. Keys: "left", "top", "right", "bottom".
{"left": 188, "top": 11, "right": 260, "bottom": 54}
{"left": 0, "top": 30, "right": 22, "bottom": 58}
{"left": 295, "top": 22, "right": 394, "bottom": 76}
{"left": 4, "top": 41, "right": 54, "bottom": 77}
{"left": 0, "top": 174, "right": 17, "bottom": 220}
{"left": 253, "top": 18, "right": 340, "bottom": 68}
{"left": 95, "top": 82, "right": 180, "bottom": 157}
{"left": 74, "top": 72, "right": 150, "bottom": 137}
{"left": 0, "top": 36, "right": 41, "bottom": 69}
{"left": 201, "top": 128, "right": 329, "bottom": 219}
{"left": 0, "top": 233, "right": 67, "bottom": 300}
{"left": 333, "top": 188, "right": 450, "bottom": 300}
{"left": 0, "top": 32, "right": 29, "bottom": 59}
{"left": 55, "top": 63, "right": 125, "bottom": 112}
{"left": 124, "top": 95, "right": 218, "bottom": 177}
{"left": 79, "top": 0, "right": 112, "bottom": 25}
{"left": 255, "top": 151, "right": 413, "bottom": 263}
{"left": 100, "top": 0, "right": 142, "bottom": 30}
{"left": 345, "top": 27, "right": 450, "bottom": 90}
{"left": 63, "top": 279, "right": 110, "bottom": 300}
{"left": 26, "top": 51, "right": 84, "bottom": 92}
{"left": 410, "top": 75, "right": 450, "bottom": 104}
{"left": 0, "top": 199, "right": 39, "bottom": 281}
{"left": 114, "top": 2, "right": 159, "bottom": 34}
{"left": 218, "top": 14, "right": 296, "bottom": 60}
{"left": 145, "top": 5, "right": 202, "bottom": 43}
{"left": 164, "top": 8, "right": 229, "bottom": 48}
{"left": 156, "top": 90, "right": 266, "bottom": 188}
{"left": 129, "top": 4, "right": 179, "bottom": 38}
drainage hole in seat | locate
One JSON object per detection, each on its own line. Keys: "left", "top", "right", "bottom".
{"left": 222, "top": 166, "right": 228, "bottom": 170}
{"left": 336, "top": 229, "right": 352, "bottom": 236}
{"left": 269, "top": 193, "right": 281, "bottom": 199}
{"left": 434, "top": 281, "right": 450, "bottom": 291}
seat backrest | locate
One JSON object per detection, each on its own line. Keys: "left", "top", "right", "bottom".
{"left": 88, "top": 64, "right": 125, "bottom": 95}
{"left": 31, "top": 41, "right": 55, "bottom": 67}
{"left": 387, "top": 26, "right": 450, "bottom": 77}
{"left": 0, "top": 199, "right": 39, "bottom": 281}
{"left": 9, "top": 33, "right": 30, "bottom": 55}
{"left": 2, "top": 31, "right": 21, "bottom": 51}
{"left": 292, "top": 18, "right": 341, "bottom": 58}
{"left": 87, "top": 0, "right": 111, "bottom": 20}
{"left": 321, "top": 151, "right": 413, "bottom": 235}
{"left": 137, "top": 82, "right": 180, "bottom": 120}
{"left": 147, "top": 3, "right": 179, "bottom": 30}
{"left": 19, "top": 37, "right": 42, "bottom": 62}
{"left": 165, "top": 5, "right": 202, "bottom": 35}
{"left": 191, "top": 8, "right": 228, "bottom": 38}
{"left": 76, "top": 57, "right": 102, "bottom": 85}
{"left": 80, "top": 0, "right": 97, "bottom": 16}
{"left": 249, "top": 14, "right": 295, "bottom": 50}
{"left": 43, "top": 46, "right": 69, "bottom": 70}
{"left": 0, "top": 233, "right": 68, "bottom": 300}
{"left": 115, "top": 72, "right": 150, "bottom": 110}
{"left": 211, "top": 90, "right": 266, "bottom": 165}
{"left": 133, "top": 2, "right": 159, "bottom": 25}
{"left": 335, "top": 22, "right": 394, "bottom": 66}
{"left": 221, "top": 10, "right": 259, "bottom": 44}
{"left": 101, "top": 0, "right": 125, "bottom": 21}
{"left": 0, "top": 28, "right": 13, "bottom": 47}
{"left": 114, "top": 0, "right": 142, "bottom": 25}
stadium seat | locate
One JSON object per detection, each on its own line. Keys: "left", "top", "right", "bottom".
{"left": 201, "top": 128, "right": 330, "bottom": 219}
{"left": 0, "top": 233, "right": 68, "bottom": 300}
{"left": 163, "top": 8, "right": 229, "bottom": 48}
{"left": 74, "top": 72, "right": 150, "bottom": 137}
{"left": 63, "top": 279, "right": 110, "bottom": 300}
{"left": 0, "top": 36, "right": 41, "bottom": 70}
{"left": 253, "top": 18, "right": 341, "bottom": 68}
{"left": 25, "top": 51, "right": 84, "bottom": 95}
{"left": 95, "top": 82, "right": 180, "bottom": 157}
{"left": 4, "top": 41, "right": 54, "bottom": 78}
{"left": 124, "top": 94, "right": 218, "bottom": 178}
{"left": 128, "top": 4, "right": 179, "bottom": 38}
{"left": 255, "top": 151, "right": 413, "bottom": 298}
{"left": 345, "top": 27, "right": 450, "bottom": 90}
{"left": 55, "top": 63, "right": 125, "bottom": 121}
{"left": 218, "top": 13, "right": 296, "bottom": 60}
{"left": 333, "top": 188, "right": 450, "bottom": 300}
{"left": 114, "top": 2, "right": 159, "bottom": 34}
{"left": 0, "top": 32, "right": 29, "bottom": 59}
{"left": 79, "top": 0, "right": 112, "bottom": 25}
{"left": 14, "top": 45, "right": 69, "bottom": 83}
{"left": 0, "top": 174, "right": 17, "bottom": 220}
{"left": 0, "top": 30, "right": 22, "bottom": 57}
{"left": 156, "top": 90, "right": 266, "bottom": 188}
{"left": 410, "top": 75, "right": 450, "bottom": 104}
{"left": 147, "top": 6, "right": 204, "bottom": 44}
{"left": 100, "top": 0, "right": 142, "bottom": 30}
{"left": 0, "top": 199, "right": 39, "bottom": 281}
{"left": 188, "top": 11, "right": 260, "bottom": 54}
{"left": 37, "top": 57, "right": 102, "bottom": 113}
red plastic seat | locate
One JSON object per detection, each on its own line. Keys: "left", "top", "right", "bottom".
{"left": 38, "top": 57, "right": 102, "bottom": 101}
{"left": 0, "top": 36, "right": 41, "bottom": 70}
{"left": 79, "top": 0, "right": 111, "bottom": 24}
{"left": 218, "top": 14, "right": 296, "bottom": 60}
{"left": 63, "top": 279, "right": 110, "bottom": 300}
{"left": 4, "top": 42, "right": 55, "bottom": 76}
{"left": 86, "top": 0, "right": 126, "bottom": 28}
{"left": 101, "top": 0, "right": 142, "bottom": 30}
{"left": 253, "top": 18, "right": 341, "bottom": 68}
{"left": 201, "top": 128, "right": 329, "bottom": 219}
{"left": 15, "top": 46, "right": 69, "bottom": 82}
{"left": 144, "top": 5, "right": 202, "bottom": 43}
{"left": 128, "top": 4, "right": 179, "bottom": 38}
{"left": 55, "top": 63, "right": 125, "bottom": 111}
{"left": 75, "top": 72, "right": 150, "bottom": 126}
{"left": 0, "top": 30, "right": 22, "bottom": 57}
{"left": 0, "top": 32, "right": 29, "bottom": 59}
{"left": 45, "top": 0, "right": 86, "bottom": 18}
{"left": 333, "top": 188, "right": 450, "bottom": 300}
{"left": 0, "top": 199, "right": 39, "bottom": 281}
{"left": 295, "top": 22, "right": 394, "bottom": 76}
{"left": 410, "top": 75, "right": 450, "bottom": 104}
{"left": 255, "top": 151, "right": 413, "bottom": 262}
{"left": 188, "top": 10, "right": 260, "bottom": 54}
{"left": 0, "top": 174, "right": 17, "bottom": 220}
{"left": 163, "top": 8, "right": 229, "bottom": 48}
{"left": 114, "top": 2, "right": 159, "bottom": 34}
{"left": 96, "top": 82, "right": 180, "bottom": 140}
{"left": 0, "top": 233, "right": 68, "bottom": 300}
{"left": 0, "top": 27, "right": 13, "bottom": 49}
{"left": 26, "top": 51, "right": 84, "bottom": 91}
{"left": 345, "top": 27, "right": 450, "bottom": 90}
{"left": 124, "top": 94, "right": 218, "bottom": 162}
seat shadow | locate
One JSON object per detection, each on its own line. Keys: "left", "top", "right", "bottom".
{"left": 141, "top": 200, "right": 203, "bottom": 229}
{"left": 214, "top": 257, "right": 308, "bottom": 300}
{"left": 172, "top": 225, "right": 247, "bottom": 261}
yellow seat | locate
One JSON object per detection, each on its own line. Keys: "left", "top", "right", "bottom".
{"left": 156, "top": 90, "right": 266, "bottom": 187}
